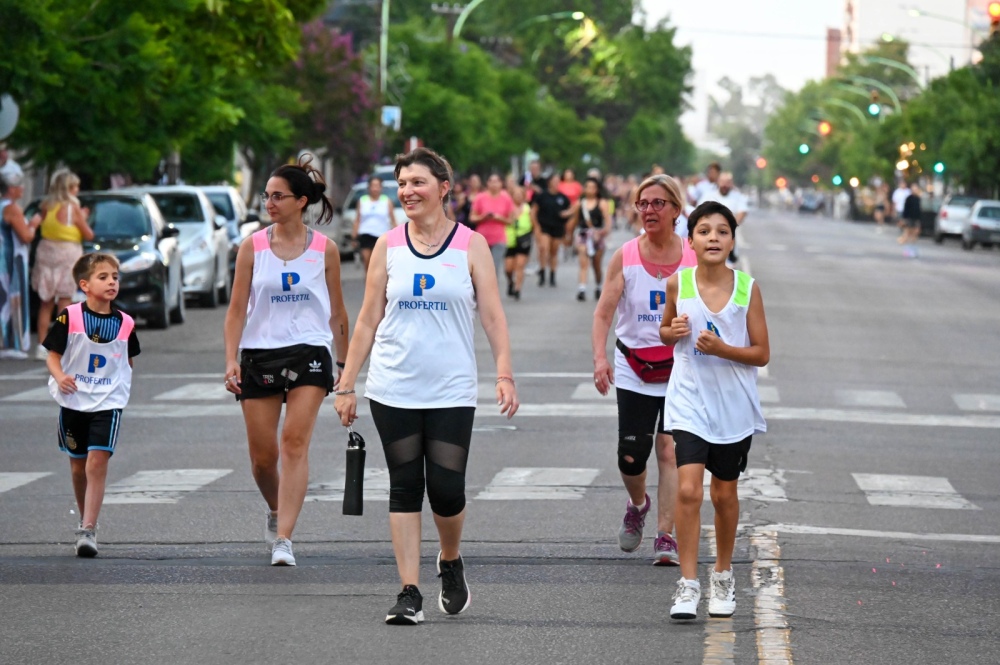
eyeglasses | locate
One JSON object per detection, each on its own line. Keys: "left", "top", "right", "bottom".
{"left": 260, "top": 192, "right": 300, "bottom": 204}
{"left": 634, "top": 198, "right": 672, "bottom": 212}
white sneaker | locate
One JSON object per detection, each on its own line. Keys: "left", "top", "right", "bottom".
{"left": 271, "top": 537, "right": 296, "bottom": 566}
{"left": 670, "top": 577, "right": 701, "bottom": 621}
{"left": 75, "top": 529, "right": 98, "bottom": 558}
{"left": 0, "top": 349, "right": 29, "bottom": 359}
{"left": 708, "top": 568, "right": 737, "bottom": 617}
{"left": 264, "top": 510, "right": 278, "bottom": 544}
{"left": 34, "top": 346, "right": 48, "bottom": 361}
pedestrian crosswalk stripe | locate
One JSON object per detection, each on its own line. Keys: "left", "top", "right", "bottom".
{"left": 570, "top": 382, "right": 610, "bottom": 400}
{"left": 703, "top": 468, "right": 788, "bottom": 502}
{"left": 104, "top": 469, "right": 232, "bottom": 504}
{"left": 835, "top": 389, "right": 906, "bottom": 408}
{"left": 851, "top": 473, "right": 980, "bottom": 510}
{"left": 475, "top": 467, "right": 600, "bottom": 500}
{"left": 305, "top": 468, "right": 390, "bottom": 502}
{"left": 758, "top": 386, "right": 780, "bottom": 403}
{"left": 953, "top": 394, "right": 1000, "bottom": 412}
{"left": 154, "top": 383, "right": 229, "bottom": 401}
{"left": 0, "top": 472, "right": 52, "bottom": 494}
{"left": 1, "top": 386, "right": 51, "bottom": 402}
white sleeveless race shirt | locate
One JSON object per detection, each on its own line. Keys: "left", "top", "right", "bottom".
{"left": 365, "top": 223, "right": 478, "bottom": 408}
{"left": 357, "top": 194, "right": 393, "bottom": 237}
{"left": 614, "top": 237, "right": 697, "bottom": 396}
{"left": 240, "top": 229, "right": 332, "bottom": 350}
{"left": 664, "top": 268, "right": 766, "bottom": 443}
{"left": 49, "top": 303, "right": 134, "bottom": 411}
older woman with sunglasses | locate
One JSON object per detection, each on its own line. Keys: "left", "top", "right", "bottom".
{"left": 591, "top": 174, "right": 696, "bottom": 565}
{"left": 223, "top": 155, "right": 350, "bottom": 567}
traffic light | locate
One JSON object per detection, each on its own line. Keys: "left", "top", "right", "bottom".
{"left": 934, "top": 161, "right": 945, "bottom": 174}
{"left": 818, "top": 121, "right": 832, "bottom": 136}
{"left": 868, "top": 90, "right": 880, "bottom": 116}
{"left": 990, "top": 2, "right": 1000, "bottom": 36}
{"left": 832, "top": 175, "right": 843, "bottom": 186}
{"left": 798, "top": 143, "right": 810, "bottom": 155}
{"left": 755, "top": 157, "right": 767, "bottom": 169}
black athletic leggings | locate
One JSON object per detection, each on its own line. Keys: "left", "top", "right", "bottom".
{"left": 369, "top": 401, "right": 476, "bottom": 517}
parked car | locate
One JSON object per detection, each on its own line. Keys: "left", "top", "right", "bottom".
{"left": 80, "top": 192, "right": 185, "bottom": 329}
{"left": 338, "top": 180, "right": 402, "bottom": 255}
{"left": 934, "top": 194, "right": 978, "bottom": 244}
{"left": 961, "top": 200, "right": 1000, "bottom": 251}
{"left": 198, "top": 185, "right": 262, "bottom": 278}
{"left": 798, "top": 190, "right": 825, "bottom": 214}
{"left": 128, "top": 186, "right": 231, "bottom": 307}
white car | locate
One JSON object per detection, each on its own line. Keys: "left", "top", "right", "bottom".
{"left": 934, "top": 194, "right": 978, "bottom": 244}
{"left": 129, "top": 186, "right": 232, "bottom": 307}
{"left": 198, "top": 185, "right": 262, "bottom": 278}
{"left": 961, "top": 200, "right": 1000, "bottom": 251}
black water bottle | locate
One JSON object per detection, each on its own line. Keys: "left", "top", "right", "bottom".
{"left": 343, "top": 427, "right": 366, "bottom": 516}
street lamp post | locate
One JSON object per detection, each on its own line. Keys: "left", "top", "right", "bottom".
{"left": 379, "top": 0, "right": 390, "bottom": 96}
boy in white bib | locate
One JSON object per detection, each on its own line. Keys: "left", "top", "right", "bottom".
{"left": 43, "top": 253, "right": 140, "bottom": 558}
{"left": 659, "top": 201, "right": 770, "bottom": 621}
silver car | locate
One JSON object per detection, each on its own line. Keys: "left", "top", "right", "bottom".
{"left": 962, "top": 200, "right": 1000, "bottom": 251}
{"left": 130, "top": 186, "right": 232, "bottom": 307}
{"left": 198, "top": 185, "right": 262, "bottom": 278}
{"left": 933, "top": 194, "right": 978, "bottom": 244}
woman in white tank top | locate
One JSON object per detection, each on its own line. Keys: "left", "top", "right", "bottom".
{"left": 334, "top": 148, "right": 519, "bottom": 625}
{"left": 223, "top": 155, "right": 350, "bottom": 567}
{"left": 591, "top": 174, "right": 694, "bottom": 566}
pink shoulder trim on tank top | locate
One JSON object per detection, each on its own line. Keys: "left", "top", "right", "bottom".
{"left": 67, "top": 303, "right": 84, "bottom": 334}
{"left": 386, "top": 224, "right": 407, "bottom": 248}
{"left": 449, "top": 222, "right": 472, "bottom": 252}
{"left": 116, "top": 313, "right": 135, "bottom": 341}
{"left": 252, "top": 229, "right": 269, "bottom": 252}
{"left": 308, "top": 231, "right": 327, "bottom": 252}
{"left": 622, "top": 238, "right": 640, "bottom": 267}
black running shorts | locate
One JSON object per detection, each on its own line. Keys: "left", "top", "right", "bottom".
{"left": 673, "top": 430, "right": 752, "bottom": 482}
{"left": 238, "top": 344, "right": 334, "bottom": 402}
{"left": 58, "top": 407, "right": 123, "bottom": 458}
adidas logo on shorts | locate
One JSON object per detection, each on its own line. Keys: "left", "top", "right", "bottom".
{"left": 309, "top": 360, "right": 322, "bottom": 373}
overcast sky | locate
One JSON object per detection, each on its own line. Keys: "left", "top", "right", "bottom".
{"left": 640, "top": 0, "right": 981, "bottom": 145}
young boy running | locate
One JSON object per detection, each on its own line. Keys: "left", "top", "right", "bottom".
{"left": 43, "top": 253, "right": 140, "bottom": 557}
{"left": 659, "top": 201, "right": 769, "bottom": 620}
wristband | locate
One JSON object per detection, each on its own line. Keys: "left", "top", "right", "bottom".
{"left": 336, "top": 361, "right": 345, "bottom": 369}
{"left": 495, "top": 376, "right": 515, "bottom": 386}
{"left": 335, "top": 389, "right": 355, "bottom": 396}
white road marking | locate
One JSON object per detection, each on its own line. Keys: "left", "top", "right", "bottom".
{"left": 104, "top": 469, "right": 232, "bottom": 504}
{"left": 953, "top": 393, "right": 1000, "bottom": 412}
{"left": 703, "top": 468, "right": 788, "bottom": 502}
{"left": 835, "top": 389, "right": 906, "bottom": 408}
{"left": 752, "top": 530, "right": 794, "bottom": 664}
{"left": 852, "top": 473, "right": 979, "bottom": 510}
{"left": 758, "top": 386, "right": 780, "bottom": 403}
{"left": 306, "top": 468, "right": 390, "bottom": 502}
{"left": 764, "top": 523, "right": 1000, "bottom": 544}
{"left": 570, "top": 382, "right": 610, "bottom": 400}
{"left": 765, "top": 244, "right": 788, "bottom": 251}
{"left": 475, "top": 467, "right": 600, "bottom": 500}
{"left": 1, "top": 386, "right": 51, "bottom": 401}
{"left": 0, "top": 472, "right": 52, "bottom": 494}
{"left": 154, "top": 383, "right": 230, "bottom": 400}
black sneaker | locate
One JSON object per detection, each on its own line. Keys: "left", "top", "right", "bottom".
{"left": 595, "top": 288, "right": 601, "bottom": 300}
{"left": 437, "top": 551, "right": 471, "bottom": 615}
{"left": 538, "top": 270, "right": 546, "bottom": 287}
{"left": 385, "top": 585, "right": 424, "bottom": 625}
{"left": 549, "top": 272, "right": 556, "bottom": 287}
{"left": 507, "top": 281, "right": 515, "bottom": 296}
{"left": 576, "top": 290, "right": 585, "bottom": 301}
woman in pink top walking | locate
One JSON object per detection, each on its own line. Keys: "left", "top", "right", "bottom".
{"left": 469, "top": 173, "right": 516, "bottom": 273}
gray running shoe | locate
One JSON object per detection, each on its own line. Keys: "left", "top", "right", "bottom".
{"left": 75, "top": 529, "right": 98, "bottom": 558}
{"left": 265, "top": 510, "right": 278, "bottom": 544}
{"left": 270, "top": 538, "right": 296, "bottom": 566}
{"left": 653, "top": 532, "right": 680, "bottom": 566}
{"left": 617, "top": 493, "right": 650, "bottom": 552}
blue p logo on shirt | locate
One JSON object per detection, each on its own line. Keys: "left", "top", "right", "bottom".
{"left": 706, "top": 321, "right": 720, "bottom": 337}
{"left": 88, "top": 354, "right": 107, "bottom": 373}
{"left": 649, "top": 290, "right": 666, "bottom": 310}
{"left": 281, "top": 272, "right": 300, "bottom": 292}
{"left": 413, "top": 273, "right": 436, "bottom": 296}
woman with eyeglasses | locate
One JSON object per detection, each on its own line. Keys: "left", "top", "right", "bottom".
{"left": 591, "top": 174, "right": 696, "bottom": 566}
{"left": 223, "top": 155, "right": 350, "bottom": 567}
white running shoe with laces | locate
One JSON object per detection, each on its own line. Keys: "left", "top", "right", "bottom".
{"left": 271, "top": 537, "right": 296, "bottom": 566}
{"left": 670, "top": 578, "right": 701, "bottom": 621}
{"left": 708, "top": 568, "right": 737, "bottom": 617}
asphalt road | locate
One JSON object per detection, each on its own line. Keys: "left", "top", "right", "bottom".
{"left": 1, "top": 210, "right": 998, "bottom": 665}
